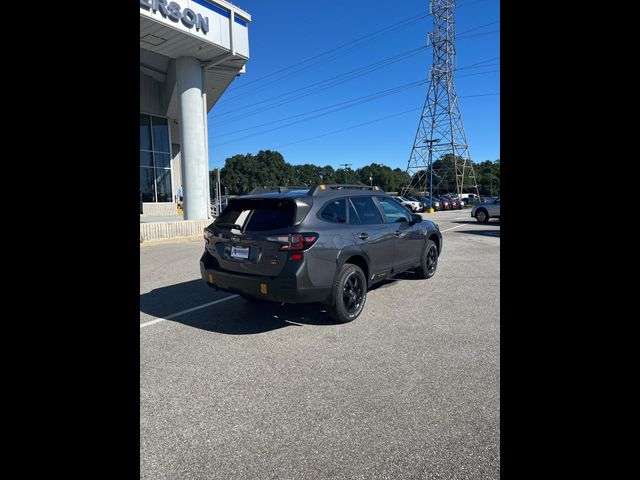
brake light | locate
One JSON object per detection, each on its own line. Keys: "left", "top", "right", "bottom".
{"left": 266, "top": 233, "right": 319, "bottom": 251}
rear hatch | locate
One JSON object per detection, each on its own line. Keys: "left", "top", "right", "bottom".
{"left": 205, "top": 197, "right": 300, "bottom": 276}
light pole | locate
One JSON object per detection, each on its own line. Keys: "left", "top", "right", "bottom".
{"left": 339, "top": 163, "right": 352, "bottom": 184}
{"left": 369, "top": 176, "right": 373, "bottom": 187}
{"left": 424, "top": 138, "right": 440, "bottom": 213}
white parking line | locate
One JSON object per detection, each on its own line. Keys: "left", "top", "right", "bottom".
{"left": 140, "top": 295, "right": 240, "bottom": 329}
{"left": 440, "top": 224, "right": 466, "bottom": 233}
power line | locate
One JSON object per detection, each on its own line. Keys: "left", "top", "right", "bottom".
{"left": 210, "top": 27, "right": 498, "bottom": 128}
{"left": 212, "top": 66, "right": 500, "bottom": 143}
{"left": 215, "top": 46, "right": 427, "bottom": 112}
{"left": 456, "top": 20, "right": 500, "bottom": 36}
{"left": 212, "top": 79, "right": 427, "bottom": 146}
{"left": 223, "top": 0, "right": 490, "bottom": 96}
{"left": 210, "top": 46, "right": 428, "bottom": 126}
{"left": 234, "top": 93, "right": 500, "bottom": 151}
{"left": 456, "top": 56, "right": 500, "bottom": 70}
{"left": 270, "top": 108, "right": 422, "bottom": 150}
{"left": 210, "top": 63, "right": 500, "bottom": 146}
{"left": 223, "top": 13, "right": 430, "bottom": 98}
{"left": 217, "top": 27, "right": 498, "bottom": 116}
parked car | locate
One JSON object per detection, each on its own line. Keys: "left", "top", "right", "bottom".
{"left": 201, "top": 184, "right": 443, "bottom": 323}
{"left": 458, "top": 193, "right": 478, "bottom": 206}
{"left": 471, "top": 197, "right": 500, "bottom": 223}
{"left": 442, "top": 194, "right": 462, "bottom": 210}
{"left": 437, "top": 197, "right": 451, "bottom": 210}
{"left": 417, "top": 196, "right": 441, "bottom": 211}
{"left": 404, "top": 195, "right": 426, "bottom": 212}
{"left": 393, "top": 196, "right": 422, "bottom": 212}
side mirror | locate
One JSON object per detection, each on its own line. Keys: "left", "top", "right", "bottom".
{"left": 411, "top": 213, "right": 423, "bottom": 224}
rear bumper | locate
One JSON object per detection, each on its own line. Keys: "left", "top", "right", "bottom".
{"left": 200, "top": 251, "right": 332, "bottom": 304}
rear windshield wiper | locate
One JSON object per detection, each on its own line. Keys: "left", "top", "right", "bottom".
{"left": 215, "top": 223, "right": 243, "bottom": 230}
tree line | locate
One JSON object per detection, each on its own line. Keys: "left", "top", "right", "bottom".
{"left": 211, "top": 150, "right": 500, "bottom": 196}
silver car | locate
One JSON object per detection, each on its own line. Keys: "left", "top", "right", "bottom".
{"left": 471, "top": 197, "right": 500, "bottom": 223}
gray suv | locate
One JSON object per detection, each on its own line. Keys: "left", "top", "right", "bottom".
{"left": 200, "top": 184, "right": 443, "bottom": 323}
{"left": 471, "top": 197, "right": 500, "bottom": 223}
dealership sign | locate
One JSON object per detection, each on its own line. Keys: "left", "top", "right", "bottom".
{"left": 140, "top": 0, "right": 210, "bottom": 34}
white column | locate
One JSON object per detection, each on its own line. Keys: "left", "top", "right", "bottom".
{"left": 176, "top": 56, "right": 207, "bottom": 220}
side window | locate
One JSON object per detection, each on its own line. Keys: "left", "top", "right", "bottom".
{"left": 377, "top": 196, "right": 412, "bottom": 223}
{"left": 347, "top": 198, "right": 361, "bottom": 224}
{"left": 350, "top": 196, "right": 383, "bottom": 225}
{"left": 320, "top": 198, "right": 347, "bottom": 223}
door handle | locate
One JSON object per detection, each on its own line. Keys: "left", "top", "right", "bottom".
{"left": 358, "top": 233, "right": 369, "bottom": 240}
{"left": 394, "top": 231, "right": 402, "bottom": 236}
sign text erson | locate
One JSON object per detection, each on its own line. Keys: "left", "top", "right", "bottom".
{"left": 140, "top": 0, "right": 210, "bottom": 34}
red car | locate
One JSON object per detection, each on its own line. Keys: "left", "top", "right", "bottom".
{"left": 437, "top": 197, "right": 451, "bottom": 210}
{"left": 441, "top": 195, "right": 462, "bottom": 210}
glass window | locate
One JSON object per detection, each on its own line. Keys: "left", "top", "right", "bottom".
{"left": 348, "top": 199, "right": 361, "bottom": 224}
{"left": 140, "top": 114, "right": 172, "bottom": 202}
{"left": 155, "top": 169, "right": 172, "bottom": 203}
{"left": 350, "top": 196, "right": 383, "bottom": 225}
{"left": 228, "top": 200, "right": 295, "bottom": 231}
{"left": 140, "top": 167, "right": 156, "bottom": 202}
{"left": 140, "top": 151, "right": 153, "bottom": 167}
{"left": 151, "top": 116, "right": 170, "bottom": 153}
{"left": 154, "top": 152, "right": 171, "bottom": 169}
{"left": 377, "top": 197, "right": 412, "bottom": 223}
{"left": 320, "top": 199, "right": 346, "bottom": 223}
{"left": 140, "top": 114, "right": 152, "bottom": 151}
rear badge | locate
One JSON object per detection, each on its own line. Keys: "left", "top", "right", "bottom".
{"left": 270, "top": 256, "right": 278, "bottom": 265}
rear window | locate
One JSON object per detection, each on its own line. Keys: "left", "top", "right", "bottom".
{"left": 216, "top": 199, "right": 295, "bottom": 231}
{"left": 320, "top": 199, "right": 347, "bottom": 223}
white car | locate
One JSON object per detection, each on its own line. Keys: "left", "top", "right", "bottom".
{"left": 471, "top": 197, "right": 500, "bottom": 223}
{"left": 394, "top": 196, "right": 422, "bottom": 212}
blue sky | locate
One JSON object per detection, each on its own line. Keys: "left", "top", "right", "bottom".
{"left": 208, "top": 0, "right": 499, "bottom": 171}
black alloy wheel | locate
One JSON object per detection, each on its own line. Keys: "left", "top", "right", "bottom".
{"left": 327, "top": 264, "right": 367, "bottom": 323}
{"left": 416, "top": 239, "right": 438, "bottom": 279}
{"left": 343, "top": 272, "right": 364, "bottom": 314}
{"left": 476, "top": 209, "right": 489, "bottom": 223}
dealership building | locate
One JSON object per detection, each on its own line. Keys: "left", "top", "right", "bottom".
{"left": 140, "top": 0, "right": 250, "bottom": 220}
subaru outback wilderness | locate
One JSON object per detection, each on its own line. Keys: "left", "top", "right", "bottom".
{"left": 200, "top": 184, "right": 442, "bottom": 323}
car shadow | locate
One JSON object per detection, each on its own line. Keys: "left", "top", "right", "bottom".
{"left": 455, "top": 229, "right": 501, "bottom": 237}
{"left": 140, "top": 280, "right": 342, "bottom": 335}
{"left": 453, "top": 219, "right": 501, "bottom": 225}
{"left": 140, "top": 270, "right": 426, "bottom": 334}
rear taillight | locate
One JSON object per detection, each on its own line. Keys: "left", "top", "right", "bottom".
{"left": 266, "top": 233, "right": 319, "bottom": 251}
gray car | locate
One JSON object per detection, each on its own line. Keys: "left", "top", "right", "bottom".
{"left": 201, "top": 184, "right": 443, "bottom": 323}
{"left": 471, "top": 197, "right": 500, "bottom": 223}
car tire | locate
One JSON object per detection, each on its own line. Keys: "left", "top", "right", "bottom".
{"left": 416, "top": 239, "right": 438, "bottom": 279}
{"left": 326, "top": 263, "right": 367, "bottom": 323}
{"left": 475, "top": 208, "right": 489, "bottom": 223}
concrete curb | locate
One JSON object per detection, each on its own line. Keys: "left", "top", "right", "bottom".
{"left": 140, "top": 219, "right": 211, "bottom": 243}
{"left": 140, "top": 235, "right": 204, "bottom": 247}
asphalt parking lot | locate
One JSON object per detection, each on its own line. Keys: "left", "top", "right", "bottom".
{"left": 140, "top": 209, "right": 500, "bottom": 479}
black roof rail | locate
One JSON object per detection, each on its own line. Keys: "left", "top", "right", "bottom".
{"left": 248, "top": 186, "right": 309, "bottom": 195}
{"left": 307, "top": 184, "right": 385, "bottom": 196}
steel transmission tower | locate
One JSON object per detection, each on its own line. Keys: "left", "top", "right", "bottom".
{"left": 404, "top": 0, "right": 480, "bottom": 205}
